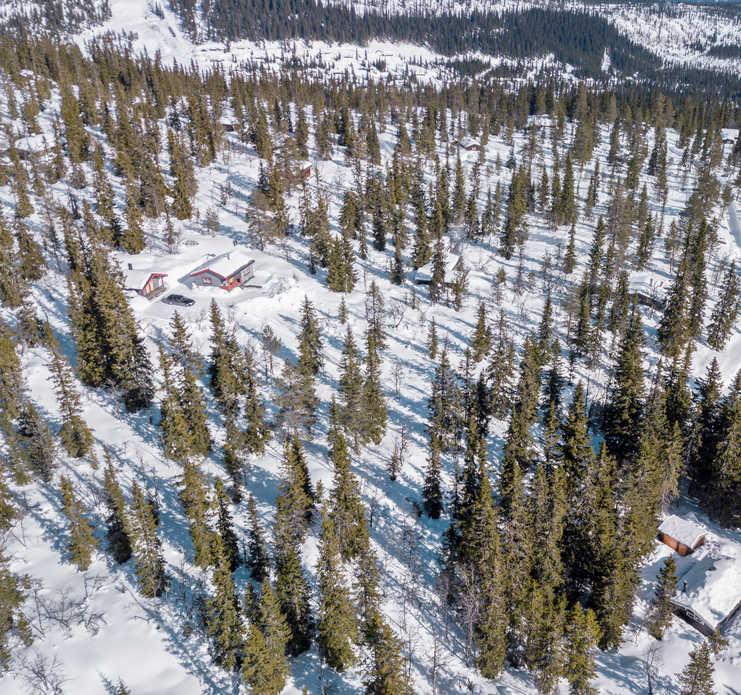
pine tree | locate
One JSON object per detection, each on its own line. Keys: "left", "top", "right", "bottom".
{"left": 563, "top": 604, "right": 601, "bottom": 695}
{"left": 471, "top": 301, "right": 492, "bottom": 362}
{"left": 214, "top": 478, "right": 239, "bottom": 571}
{"left": 647, "top": 556, "right": 677, "bottom": 639}
{"left": 423, "top": 432, "right": 443, "bottom": 519}
{"left": 206, "top": 534, "right": 243, "bottom": 671}
{"left": 16, "top": 401, "right": 56, "bottom": 482}
{"left": 706, "top": 261, "right": 738, "bottom": 351}
{"left": 339, "top": 326, "right": 364, "bottom": 447}
{"left": 246, "top": 494, "right": 269, "bottom": 582}
{"left": 604, "top": 306, "right": 645, "bottom": 465}
{"left": 427, "top": 318, "right": 438, "bottom": 360}
{"left": 364, "top": 619, "right": 412, "bottom": 695}
{"left": 560, "top": 383, "right": 596, "bottom": 499}
{"left": 60, "top": 475, "right": 98, "bottom": 571}
{"left": 47, "top": 344, "right": 93, "bottom": 458}
{"left": 329, "top": 431, "right": 369, "bottom": 560}
{"left": 0, "top": 549, "right": 31, "bottom": 671}
{"left": 243, "top": 581, "right": 290, "bottom": 694}
{"left": 129, "top": 481, "right": 166, "bottom": 598}
{"left": 317, "top": 509, "right": 358, "bottom": 672}
{"left": 469, "top": 459, "right": 507, "bottom": 679}
{"left": 689, "top": 358, "right": 724, "bottom": 498}
{"left": 179, "top": 461, "right": 213, "bottom": 569}
{"left": 678, "top": 642, "right": 716, "bottom": 695}
{"left": 243, "top": 348, "right": 269, "bottom": 455}
{"left": 297, "top": 296, "right": 322, "bottom": 376}
{"left": 361, "top": 332, "right": 387, "bottom": 446}
{"left": 103, "top": 456, "right": 132, "bottom": 564}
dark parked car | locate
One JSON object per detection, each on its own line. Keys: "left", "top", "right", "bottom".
{"left": 163, "top": 294, "right": 195, "bottom": 307}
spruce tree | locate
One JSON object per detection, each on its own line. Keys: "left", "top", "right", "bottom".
{"left": 364, "top": 619, "right": 412, "bottom": 695}
{"left": 317, "top": 509, "right": 358, "bottom": 672}
{"left": 214, "top": 478, "right": 239, "bottom": 572}
{"left": 16, "top": 401, "right": 56, "bottom": 482}
{"left": 678, "top": 642, "right": 716, "bottom": 695}
{"left": 471, "top": 301, "right": 492, "bottom": 362}
{"left": 604, "top": 306, "right": 645, "bottom": 465}
{"left": 706, "top": 261, "right": 738, "bottom": 351}
{"left": 60, "top": 475, "right": 98, "bottom": 571}
{"left": 246, "top": 494, "right": 269, "bottom": 582}
{"left": 297, "top": 296, "right": 322, "bottom": 376}
{"left": 361, "top": 332, "right": 387, "bottom": 446}
{"left": 129, "top": 481, "right": 166, "bottom": 598}
{"left": 422, "top": 432, "right": 444, "bottom": 519}
{"left": 103, "top": 456, "right": 132, "bottom": 564}
{"left": 647, "top": 556, "right": 677, "bottom": 640}
{"left": 48, "top": 344, "right": 93, "bottom": 458}
{"left": 0, "top": 549, "right": 31, "bottom": 671}
{"left": 179, "top": 461, "right": 213, "bottom": 569}
{"left": 329, "top": 431, "right": 368, "bottom": 561}
{"left": 563, "top": 604, "right": 601, "bottom": 695}
{"left": 206, "top": 534, "right": 243, "bottom": 671}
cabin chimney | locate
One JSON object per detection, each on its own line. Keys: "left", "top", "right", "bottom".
{"left": 128, "top": 263, "right": 133, "bottom": 270}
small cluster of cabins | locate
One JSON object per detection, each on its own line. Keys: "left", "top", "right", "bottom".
{"left": 124, "top": 248, "right": 256, "bottom": 299}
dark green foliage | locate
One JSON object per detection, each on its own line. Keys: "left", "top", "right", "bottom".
{"left": 678, "top": 642, "right": 716, "bottom": 695}
{"left": 329, "top": 432, "right": 368, "bottom": 561}
{"left": 706, "top": 261, "right": 738, "bottom": 351}
{"left": 129, "top": 481, "right": 166, "bottom": 598}
{"left": 562, "top": 604, "right": 601, "bottom": 695}
{"left": 604, "top": 307, "right": 645, "bottom": 465}
{"left": 16, "top": 402, "right": 55, "bottom": 482}
{"left": 647, "top": 556, "right": 677, "bottom": 639}
{"left": 47, "top": 343, "right": 93, "bottom": 458}
{"left": 214, "top": 478, "right": 239, "bottom": 572}
{"left": 246, "top": 494, "right": 269, "bottom": 583}
{"left": 316, "top": 509, "right": 358, "bottom": 672}
{"left": 103, "top": 456, "right": 132, "bottom": 564}
{"left": 206, "top": 534, "right": 243, "bottom": 671}
{"left": 0, "top": 550, "right": 31, "bottom": 672}
{"left": 242, "top": 581, "right": 290, "bottom": 694}
{"left": 60, "top": 475, "right": 98, "bottom": 571}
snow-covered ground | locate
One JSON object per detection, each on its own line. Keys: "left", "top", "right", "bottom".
{"left": 0, "top": 16, "right": 740, "bottom": 695}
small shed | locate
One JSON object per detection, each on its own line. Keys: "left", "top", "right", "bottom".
{"left": 457, "top": 136, "right": 480, "bottom": 152}
{"left": 629, "top": 272, "right": 664, "bottom": 311}
{"left": 124, "top": 266, "right": 167, "bottom": 300}
{"left": 658, "top": 515, "right": 706, "bottom": 556}
{"left": 188, "top": 249, "right": 255, "bottom": 291}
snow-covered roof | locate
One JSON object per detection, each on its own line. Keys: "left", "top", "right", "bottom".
{"left": 189, "top": 248, "right": 255, "bottom": 279}
{"left": 123, "top": 268, "right": 166, "bottom": 290}
{"left": 415, "top": 253, "right": 461, "bottom": 283}
{"left": 659, "top": 515, "right": 706, "bottom": 549}
{"left": 673, "top": 537, "right": 741, "bottom": 629}
{"left": 457, "top": 135, "right": 479, "bottom": 149}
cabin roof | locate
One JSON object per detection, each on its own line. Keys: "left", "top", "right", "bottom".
{"left": 123, "top": 268, "right": 167, "bottom": 289}
{"left": 672, "top": 537, "right": 741, "bottom": 629}
{"left": 457, "top": 135, "right": 479, "bottom": 149}
{"left": 189, "top": 248, "right": 255, "bottom": 280}
{"left": 659, "top": 515, "right": 706, "bottom": 549}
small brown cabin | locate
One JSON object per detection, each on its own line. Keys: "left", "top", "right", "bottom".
{"left": 658, "top": 515, "right": 706, "bottom": 556}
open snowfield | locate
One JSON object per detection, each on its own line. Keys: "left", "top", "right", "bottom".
{"left": 0, "top": 33, "right": 739, "bottom": 690}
